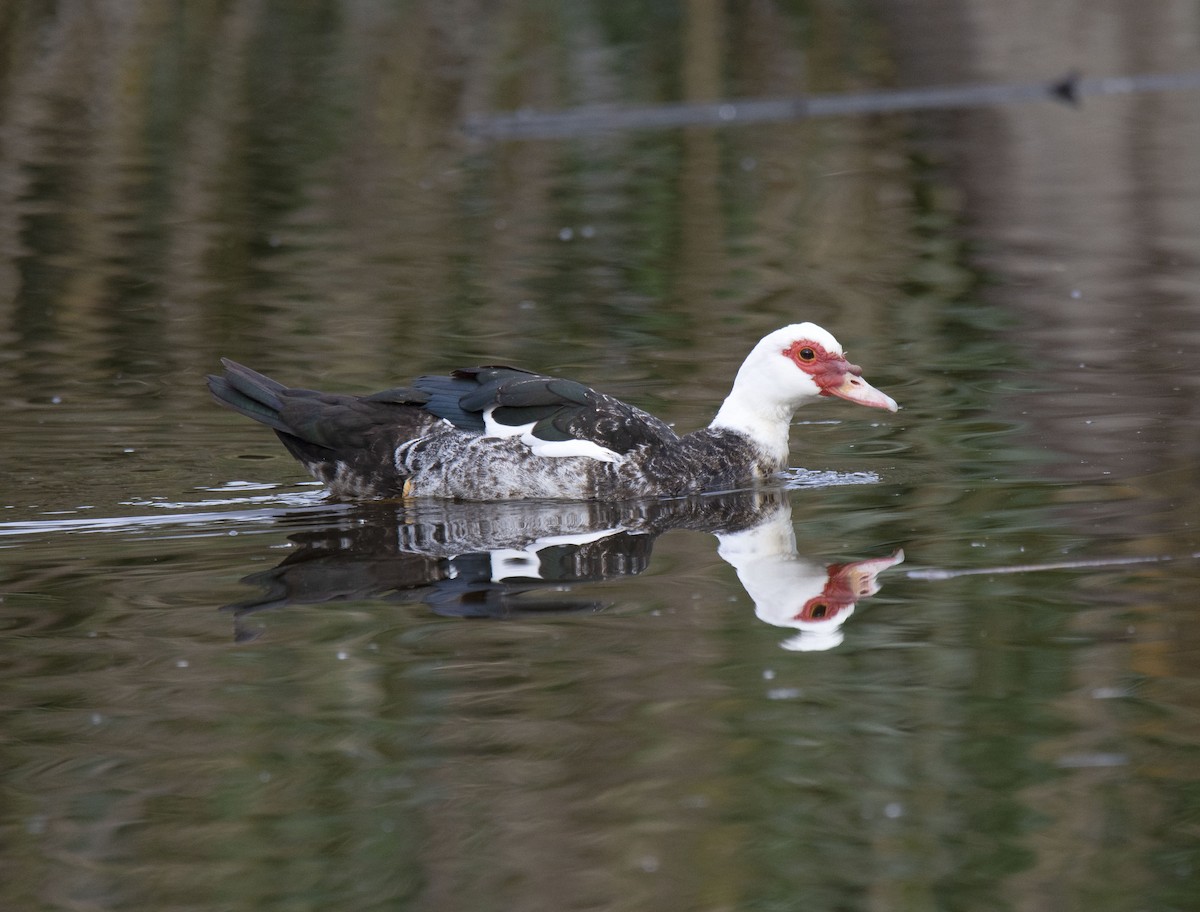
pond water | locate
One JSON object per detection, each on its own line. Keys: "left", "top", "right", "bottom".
{"left": 2, "top": 3, "right": 1200, "bottom": 911}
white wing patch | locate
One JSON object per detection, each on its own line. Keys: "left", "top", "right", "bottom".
{"left": 482, "top": 407, "right": 625, "bottom": 464}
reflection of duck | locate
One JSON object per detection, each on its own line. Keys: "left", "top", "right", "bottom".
{"left": 208, "top": 323, "right": 896, "bottom": 500}
{"left": 227, "top": 490, "right": 902, "bottom": 650}
{"left": 225, "top": 501, "right": 654, "bottom": 632}
{"left": 717, "top": 506, "right": 903, "bottom": 651}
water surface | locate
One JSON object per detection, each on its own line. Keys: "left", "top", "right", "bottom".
{"left": 2, "top": 3, "right": 1199, "bottom": 911}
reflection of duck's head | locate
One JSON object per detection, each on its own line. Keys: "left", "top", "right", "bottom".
{"left": 716, "top": 504, "right": 903, "bottom": 651}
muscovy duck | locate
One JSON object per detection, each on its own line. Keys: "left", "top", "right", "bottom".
{"left": 207, "top": 323, "right": 897, "bottom": 500}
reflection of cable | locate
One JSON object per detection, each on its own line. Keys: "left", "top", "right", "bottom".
{"left": 906, "top": 551, "right": 1200, "bottom": 581}
{"left": 465, "top": 71, "right": 1200, "bottom": 140}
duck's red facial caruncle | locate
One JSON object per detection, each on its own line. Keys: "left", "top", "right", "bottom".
{"left": 783, "top": 339, "right": 898, "bottom": 412}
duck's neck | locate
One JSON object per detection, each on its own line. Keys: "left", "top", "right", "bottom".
{"left": 709, "top": 387, "right": 794, "bottom": 469}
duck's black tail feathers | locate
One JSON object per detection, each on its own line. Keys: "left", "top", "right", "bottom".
{"left": 207, "top": 360, "right": 436, "bottom": 497}
{"left": 206, "top": 359, "right": 294, "bottom": 436}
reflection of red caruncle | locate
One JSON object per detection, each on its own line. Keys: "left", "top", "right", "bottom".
{"left": 793, "top": 552, "right": 901, "bottom": 622}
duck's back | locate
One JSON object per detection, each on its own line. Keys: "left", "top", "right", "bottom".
{"left": 209, "top": 360, "right": 756, "bottom": 500}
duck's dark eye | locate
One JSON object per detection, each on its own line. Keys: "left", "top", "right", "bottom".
{"left": 810, "top": 602, "right": 828, "bottom": 619}
{"left": 799, "top": 347, "right": 816, "bottom": 362}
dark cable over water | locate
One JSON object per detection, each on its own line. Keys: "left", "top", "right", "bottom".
{"left": 464, "top": 70, "right": 1200, "bottom": 140}
{"left": 906, "top": 551, "right": 1200, "bottom": 581}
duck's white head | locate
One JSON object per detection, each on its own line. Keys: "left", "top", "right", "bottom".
{"left": 710, "top": 323, "right": 898, "bottom": 461}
